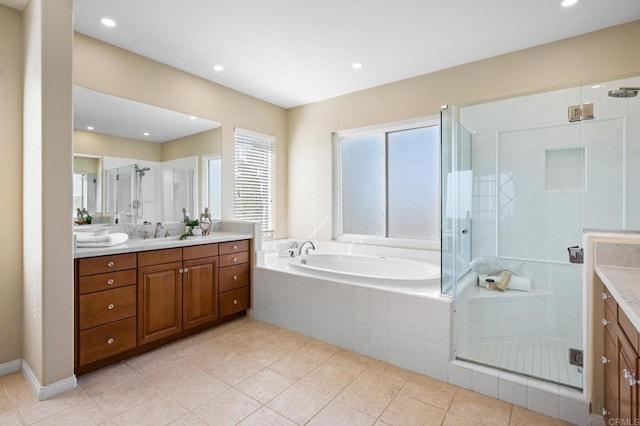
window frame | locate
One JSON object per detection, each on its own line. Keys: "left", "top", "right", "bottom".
{"left": 332, "top": 116, "right": 440, "bottom": 250}
{"left": 233, "top": 127, "right": 276, "bottom": 239}
{"left": 201, "top": 153, "right": 222, "bottom": 219}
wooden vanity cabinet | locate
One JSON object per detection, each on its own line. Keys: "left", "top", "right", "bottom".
{"left": 183, "top": 244, "right": 219, "bottom": 330}
{"left": 76, "top": 253, "right": 137, "bottom": 368}
{"left": 75, "top": 239, "right": 249, "bottom": 374}
{"left": 602, "top": 287, "right": 640, "bottom": 422}
{"left": 218, "top": 240, "right": 250, "bottom": 317}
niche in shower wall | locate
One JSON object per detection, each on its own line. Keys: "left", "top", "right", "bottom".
{"left": 545, "top": 148, "right": 584, "bottom": 191}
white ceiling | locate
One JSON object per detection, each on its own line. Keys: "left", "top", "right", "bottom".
{"left": 3, "top": 0, "right": 640, "bottom": 108}
{"left": 74, "top": 86, "right": 221, "bottom": 143}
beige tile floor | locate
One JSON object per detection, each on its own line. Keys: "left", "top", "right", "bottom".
{"left": 0, "top": 317, "right": 573, "bottom": 425}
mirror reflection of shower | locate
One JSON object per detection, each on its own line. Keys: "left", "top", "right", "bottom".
{"left": 607, "top": 87, "right": 639, "bottom": 98}
{"left": 133, "top": 164, "right": 150, "bottom": 223}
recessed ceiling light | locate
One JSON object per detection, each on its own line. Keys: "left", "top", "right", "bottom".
{"left": 561, "top": 0, "right": 578, "bottom": 7}
{"left": 213, "top": 65, "right": 224, "bottom": 72}
{"left": 352, "top": 62, "right": 363, "bottom": 69}
{"left": 86, "top": 126, "right": 94, "bottom": 131}
{"left": 189, "top": 116, "right": 197, "bottom": 120}
{"left": 143, "top": 132, "right": 150, "bottom": 136}
{"left": 100, "top": 17, "right": 117, "bottom": 27}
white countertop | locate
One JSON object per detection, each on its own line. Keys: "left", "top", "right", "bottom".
{"left": 74, "top": 232, "right": 253, "bottom": 258}
{"left": 595, "top": 265, "right": 640, "bottom": 332}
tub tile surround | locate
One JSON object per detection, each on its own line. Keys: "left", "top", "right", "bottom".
{"left": 253, "top": 240, "right": 587, "bottom": 424}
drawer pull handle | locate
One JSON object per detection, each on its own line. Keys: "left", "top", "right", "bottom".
{"left": 107, "top": 338, "right": 114, "bottom": 345}
{"left": 602, "top": 356, "right": 610, "bottom": 364}
{"left": 602, "top": 319, "right": 611, "bottom": 326}
{"left": 623, "top": 368, "right": 639, "bottom": 386}
{"left": 602, "top": 292, "right": 611, "bottom": 300}
{"left": 107, "top": 261, "right": 115, "bottom": 267}
{"left": 233, "top": 275, "right": 238, "bottom": 280}
{"left": 233, "top": 257, "right": 238, "bottom": 262}
{"left": 107, "top": 304, "right": 115, "bottom": 310}
{"left": 107, "top": 279, "right": 114, "bottom": 285}
{"left": 233, "top": 245, "right": 238, "bottom": 250}
{"left": 233, "top": 299, "right": 238, "bottom": 305}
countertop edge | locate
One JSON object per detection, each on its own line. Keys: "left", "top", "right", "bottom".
{"left": 74, "top": 232, "right": 253, "bottom": 258}
{"left": 595, "top": 264, "right": 640, "bottom": 332}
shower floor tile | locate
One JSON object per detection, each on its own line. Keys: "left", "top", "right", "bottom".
{"left": 456, "top": 338, "right": 582, "bottom": 389}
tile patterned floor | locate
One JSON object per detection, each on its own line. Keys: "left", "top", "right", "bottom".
{"left": 457, "top": 338, "right": 583, "bottom": 389}
{"left": 0, "top": 317, "right": 572, "bottom": 425}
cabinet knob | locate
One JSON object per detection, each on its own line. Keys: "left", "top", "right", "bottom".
{"left": 107, "top": 304, "right": 114, "bottom": 310}
{"left": 602, "top": 319, "right": 611, "bottom": 326}
{"left": 622, "top": 368, "right": 639, "bottom": 386}
{"left": 233, "top": 275, "right": 238, "bottom": 280}
{"left": 602, "top": 356, "right": 610, "bottom": 364}
{"left": 179, "top": 268, "right": 184, "bottom": 274}
{"left": 107, "top": 261, "right": 115, "bottom": 267}
{"left": 107, "top": 338, "right": 114, "bottom": 345}
{"left": 233, "top": 299, "right": 238, "bottom": 305}
{"left": 233, "top": 245, "right": 238, "bottom": 250}
{"left": 184, "top": 268, "right": 189, "bottom": 273}
{"left": 602, "top": 408, "right": 610, "bottom": 416}
{"left": 602, "top": 292, "right": 611, "bottom": 300}
{"left": 107, "top": 279, "right": 114, "bottom": 285}
{"left": 233, "top": 257, "right": 238, "bottom": 262}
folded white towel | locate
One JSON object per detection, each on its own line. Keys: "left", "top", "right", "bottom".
{"left": 76, "top": 232, "right": 129, "bottom": 247}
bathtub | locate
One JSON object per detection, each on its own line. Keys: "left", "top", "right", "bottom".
{"left": 253, "top": 244, "right": 453, "bottom": 380}
{"left": 287, "top": 253, "right": 440, "bottom": 293}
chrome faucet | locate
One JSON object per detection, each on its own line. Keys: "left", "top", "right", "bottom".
{"left": 298, "top": 240, "right": 316, "bottom": 256}
{"left": 154, "top": 222, "right": 162, "bottom": 238}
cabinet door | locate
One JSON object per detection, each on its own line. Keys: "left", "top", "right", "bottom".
{"left": 618, "top": 330, "right": 639, "bottom": 422}
{"left": 138, "top": 262, "right": 183, "bottom": 345}
{"left": 183, "top": 257, "right": 219, "bottom": 330}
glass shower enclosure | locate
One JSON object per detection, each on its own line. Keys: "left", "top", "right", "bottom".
{"left": 443, "top": 75, "right": 640, "bottom": 390}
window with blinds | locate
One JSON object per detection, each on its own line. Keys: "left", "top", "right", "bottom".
{"left": 234, "top": 128, "right": 275, "bottom": 237}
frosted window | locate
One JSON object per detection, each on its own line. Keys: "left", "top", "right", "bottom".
{"left": 341, "top": 134, "right": 385, "bottom": 236}
{"left": 388, "top": 126, "right": 439, "bottom": 239}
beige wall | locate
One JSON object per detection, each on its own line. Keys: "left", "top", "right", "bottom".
{"left": 23, "top": 0, "right": 74, "bottom": 387}
{"left": 0, "top": 4, "right": 23, "bottom": 366}
{"left": 73, "top": 156, "right": 99, "bottom": 174}
{"left": 74, "top": 129, "right": 162, "bottom": 162}
{"left": 287, "top": 21, "right": 640, "bottom": 241}
{"left": 74, "top": 34, "right": 289, "bottom": 238}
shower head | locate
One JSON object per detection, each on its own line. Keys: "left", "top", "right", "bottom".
{"left": 608, "top": 87, "right": 640, "bottom": 98}
{"left": 134, "top": 164, "right": 151, "bottom": 177}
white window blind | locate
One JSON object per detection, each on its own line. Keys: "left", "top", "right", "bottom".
{"left": 234, "top": 128, "right": 275, "bottom": 237}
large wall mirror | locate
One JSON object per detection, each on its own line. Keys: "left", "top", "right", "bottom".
{"left": 73, "top": 86, "right": 222, "bottom": 224}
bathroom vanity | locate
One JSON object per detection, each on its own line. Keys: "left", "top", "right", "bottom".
{"left": 596, "top": 266, "right": 640, "bottom": 423}
{"left": 74, "top": 233, "right": 251, "bottom": 375}
{"left": 587, "top": 235, "right": 640, "bottom": 424}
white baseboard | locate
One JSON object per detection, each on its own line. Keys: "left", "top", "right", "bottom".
{"left": 0, "top": 359, "right": 22, "bottom": 376}
{"left": 21, "top": 360, "right": 77, "bottom": 401}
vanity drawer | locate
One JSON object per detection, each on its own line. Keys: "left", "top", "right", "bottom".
{"left": 219, "top": 240, "right": 249, "bottom": 255}
{"left": 79, "top": 317, "right": 136, "bottom": 366}
{"left": 219, "top": 251, "right": 249, "bottom": 268}
{"left": 618, "top": 306, "right": 640, "bottom": 353}
{"left": 78, "top": 253, "right": 136, "bottom": 276}
{"left": 79, "top": 286, "right": 136, "bottom": 330}
{"left": 183, "top": 243, "right": 218, "bottom": 260}
{"left": 138, "top": 248, "right": 182, "bottom": 267}
{"left": 219, "top": 287, "right": 249, "bottom": 318}
{"left": 604, "top": 302, "right": 617, "bottom": 341}
{"left": 219, "top": 264, "right": 249, "bottom": 292}
{"left": 603, "top": 287, "right": 617, "bottom": 318}
{"left": 79, "top": 269, "right": 136, "bottom": 294}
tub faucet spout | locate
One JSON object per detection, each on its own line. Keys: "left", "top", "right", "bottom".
{"left": 154, "top": 222, "right": 162, "bottom": 238}
{"left": 298, "top": 240, "right": 316, "bottom": 256}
